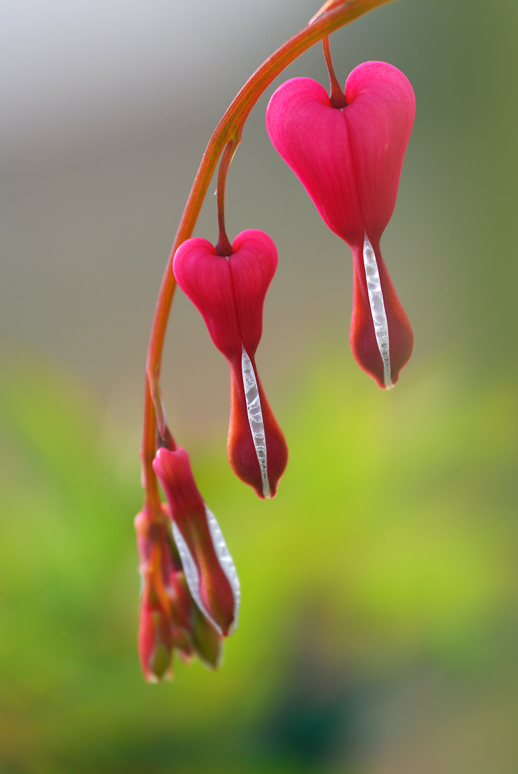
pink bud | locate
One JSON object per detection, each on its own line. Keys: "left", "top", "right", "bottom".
{"left": 135, "top": 509, "right": 175, "bottom": 682}
{"left": 173, "top": 230, "right": 288, "bottom": 496}
{"left": 266, "top": 61, "right": 415, "bottom": 388}
{"left": 152, "top": 446, "right": 240, "bottom": 636}
{"left": 138, "top": 587, "right": 174, "bottom": 683}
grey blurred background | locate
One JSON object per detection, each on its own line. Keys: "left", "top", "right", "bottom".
{"left": 3, "top": 0, "right": 515, "bottom": 435}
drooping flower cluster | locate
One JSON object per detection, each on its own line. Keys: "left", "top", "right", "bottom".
{"left": 266, "top": 61, "right": 415, "bottom": 388}
{"left": 136, "top": 442, "right": 240, "bottom": 682}
{"left": 136, "top": 47, "right": 416, "bottom": 683}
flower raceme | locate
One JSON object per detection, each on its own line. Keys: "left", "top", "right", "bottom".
{"left": 173, "top": 230, "right": 288, "bottom": 498}
{"left": 152, "top": 445, "right": 241, "bottom": 637}
{"left": 266, "top": 61, "right": 415, "bottom": 388}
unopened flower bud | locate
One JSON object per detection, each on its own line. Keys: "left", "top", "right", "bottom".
{"left": 138, "top": 590, "right": 173, "bottom": 683}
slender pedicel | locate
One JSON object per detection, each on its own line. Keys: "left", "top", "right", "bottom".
{"left": 363, "top": 235, "right": 392, "bottom": 388}
{"left": 241, "top": 348, "right": 270, "bottom": 498}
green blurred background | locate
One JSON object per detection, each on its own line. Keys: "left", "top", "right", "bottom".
{"left": 1, "top": 0, "right": 518, "bottom": 771}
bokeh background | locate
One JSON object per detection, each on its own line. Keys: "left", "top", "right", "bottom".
{"left": 1, "top": 0, "right": 518, "bottom": 771}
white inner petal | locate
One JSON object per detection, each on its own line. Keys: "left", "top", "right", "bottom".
{"left": 171, "top": 510, "right": 240, "bottom": 635}
{"left": 363, "top": 235, "right": 392, "bottom": 388}
{"left": 171, "top": 522, "right": 218, "bottom": 632}
{"left": 241, "top": 347, "right": 271, "bottom": 498}
{"left": 205, "top": 504, "right": 241, "bottom": 632}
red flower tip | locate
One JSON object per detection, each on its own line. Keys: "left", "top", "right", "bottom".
{"left": 138, "top": 580, "right": 174, "bottom": 683}
{"left": 228, "top": 357, "right": 288, "bottom": 498}
{"left": 173, "top": 230, "right": 288, "bottom": 495}
{"left": 152, "top": 446, "right": 240, "bottom": 636}
{"left": 266, "top": 61, "right": 415, "bottom": 387}
{"left": 351, "top": 236, "right": 413, "bottom": 388}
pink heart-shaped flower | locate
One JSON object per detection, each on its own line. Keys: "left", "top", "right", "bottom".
{"left": 266, "top": 61, "right": 415, "bottom": 388}
{"left": 173, "top": 230, "right": 288, "bottom": 497}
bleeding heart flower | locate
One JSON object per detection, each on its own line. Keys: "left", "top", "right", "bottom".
{"left": 173, "top": 229, "right": 288, "bottom": 497}
{"left": 153, "top": 445, "right": 240, "bottom": 636}
{"left": 266, "top": 61, "right": 415, "bottom": 388}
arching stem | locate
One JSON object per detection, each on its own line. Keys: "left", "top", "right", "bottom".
{"left": 142, "top": 0, "right": 395, "bottom": 518}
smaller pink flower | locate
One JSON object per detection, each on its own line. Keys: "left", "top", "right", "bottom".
{"left": 266, "top": 61, "right": 415, "bottom": 388}
{"left": 173, "top": 229, "right": 288, "bottom": 497}
{"left": 153, "top": 446, "right": 240, "bottom": 637}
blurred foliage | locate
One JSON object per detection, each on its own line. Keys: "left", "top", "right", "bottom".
{"left": 0, "top": 347, "right": 517, "bottom": 773}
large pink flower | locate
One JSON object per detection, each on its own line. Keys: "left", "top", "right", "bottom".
{"left": 173, "top": 229, "right": 288, "bottom": 497}
{"left": 266, "top": 61, "right": 415, "bottom": 388}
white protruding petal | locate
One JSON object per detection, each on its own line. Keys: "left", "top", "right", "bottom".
{"left": 241, "top": 348, "right": 271, "bottom": 497}
{"left": 205, "top": 504, "right": 241, "bottom": 632}
{"left": 171, "top": 522, "right": 219, "bottom": 632}
{"left": 363, "top": 235, "right": 392, "bottom": 388}
{"left": 171, "top": 506, "right": 240, "bottom": 636}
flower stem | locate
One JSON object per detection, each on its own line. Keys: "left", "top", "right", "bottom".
{"left": 216, "top": 139, "right": 239, "bottom": 257}
{"left": 142, "top": 0, "right": 396, "bottom": 516}
{"left": 323, "top": 35, "right": 347, "bottom": 108}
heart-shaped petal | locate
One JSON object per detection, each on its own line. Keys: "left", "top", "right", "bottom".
{"left": 266, "top": 61, "right": 415, "bottom": 244}
{"left": 173, "top": 230, "right": 277, "bottom": 360}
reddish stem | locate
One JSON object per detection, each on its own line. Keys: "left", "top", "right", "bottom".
{"left": 323, "top": 35, "right": 347, "bottom": 108}
{"left": 142, "top": 0, "right": 395, "bottom": 517}
{"left": 215, "top": 140, "right": 237, "bottom": 257}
